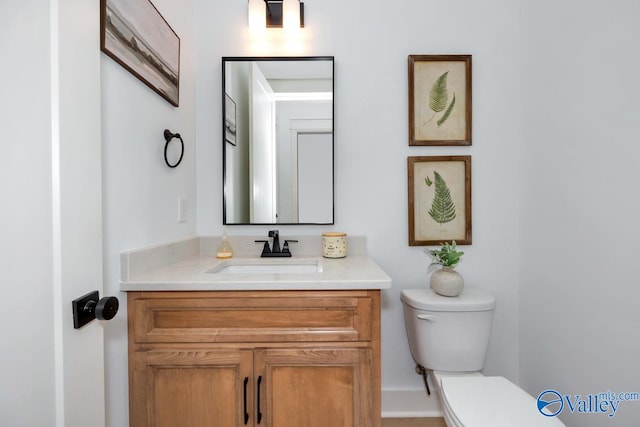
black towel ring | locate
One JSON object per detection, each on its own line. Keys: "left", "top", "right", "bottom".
{"left": 163, "top": 129, "right": 184, "bottom": 168}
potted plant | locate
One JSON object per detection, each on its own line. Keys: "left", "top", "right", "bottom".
{"left": 425, "top": 241, "right": 465, "bottom": 297}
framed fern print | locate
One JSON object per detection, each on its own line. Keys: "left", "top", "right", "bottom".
{"left": 408, "top": 55, "right": 472, "bottom": 146}
{"left": 408, "top": 156, "right": 472, "bottom": 246}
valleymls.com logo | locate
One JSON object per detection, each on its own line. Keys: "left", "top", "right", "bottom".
{"left": 538, "top": 390, "right": 564, "bottom": 417}
{"left": 537, "top": 389, "right": 640, "bottom": 418}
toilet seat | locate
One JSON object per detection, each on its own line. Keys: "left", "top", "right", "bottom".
{"left": 439, "top": 376, "right": 566, "bottom": 427}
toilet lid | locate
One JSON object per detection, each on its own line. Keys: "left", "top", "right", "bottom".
{"left": 440, "top": 376, "right": 566, "bottom": 427}
{"left": 401, "top": 288, "right": 495, "bottom": 312}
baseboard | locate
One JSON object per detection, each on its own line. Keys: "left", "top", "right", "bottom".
{"left": 381, "top": 389, "right": 443, "bottom": 418}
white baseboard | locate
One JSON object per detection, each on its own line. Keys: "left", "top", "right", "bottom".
{"left": 381, "top": 389, "right": 443, "bottom": 418}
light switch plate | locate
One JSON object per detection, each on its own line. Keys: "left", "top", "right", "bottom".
{"left": 178, "top": 197, "right": 187, "bottom": 223}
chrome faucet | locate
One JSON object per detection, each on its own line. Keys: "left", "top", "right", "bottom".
{"left": 255, "top": 230, "right": 298, "bottom": 257}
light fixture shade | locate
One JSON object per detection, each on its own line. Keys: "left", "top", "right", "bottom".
{"left": 248, "top": 0, "right": 266, "bottom": 35}
{"left": 282, "top": 0, "right": 300, "bottom": 31}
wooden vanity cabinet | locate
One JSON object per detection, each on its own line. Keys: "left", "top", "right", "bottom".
{"left": 127, "top": 290, "right": 381, "bottom": 427}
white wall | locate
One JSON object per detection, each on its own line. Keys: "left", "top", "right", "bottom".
{"left": 225, "top": 61, "right": 251, "bottom": 223}
{"left": 1, "top": 2, "right": 56, "bottom": 424}
{"left": 519, "top": 1, "right": 640, "bottom": 425}
{"left": 101, "top": 1, "right": 196, "bottom": 425}
{"left": 195, "top": 0, "right": 523, "bottom": 396}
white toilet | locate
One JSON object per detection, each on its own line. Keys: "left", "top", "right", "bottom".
{"left": 401, "top": 288, "right": 565, "bottom": 426}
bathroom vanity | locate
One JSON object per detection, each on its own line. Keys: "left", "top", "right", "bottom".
{"left": 121, "top": 236, "right": 391, "bottom": 427}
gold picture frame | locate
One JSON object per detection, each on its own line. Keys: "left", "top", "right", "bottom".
{"left": 408, "top": 55, "right": 472, "bottom": 146}
{"left": 408, "top": 156, "right": 472, "bottom": 246}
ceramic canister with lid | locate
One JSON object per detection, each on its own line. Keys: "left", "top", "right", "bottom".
{"left": 322, "top": 232, "right": 347, "bottom": 258}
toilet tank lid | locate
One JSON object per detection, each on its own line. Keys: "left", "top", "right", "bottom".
{"left": 401, "top": 288, "right": 495, "bottom": 311}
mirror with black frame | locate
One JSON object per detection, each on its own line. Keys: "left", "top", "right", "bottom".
{"left": 222, "top": 56, "right": 334, "bottom": 225}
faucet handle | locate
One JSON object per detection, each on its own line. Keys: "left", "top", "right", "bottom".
{"left": 282, "top": 240, "right": 298, "bottom": 254}
{"left": 254, "top": 240, "right": 270, "bottom": 254}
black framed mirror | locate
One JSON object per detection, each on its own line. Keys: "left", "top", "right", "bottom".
{"left": 222, "top": 56, "right": 334, "bottom": 225}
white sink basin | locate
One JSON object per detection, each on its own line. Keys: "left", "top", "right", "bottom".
{"left": 206, "top": 258, "right": 322, "bottom": 275}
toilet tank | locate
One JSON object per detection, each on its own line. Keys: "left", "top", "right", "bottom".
{"left": 401, "top": 288, "right": 495, "bottom": 372}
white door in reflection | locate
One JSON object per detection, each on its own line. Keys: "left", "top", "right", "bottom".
{"left": 297, "top": 132, "right": 333, "bottom": 223}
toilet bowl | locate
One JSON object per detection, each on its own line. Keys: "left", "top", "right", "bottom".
{"left": 401, "top": 288, "right": 566, "bottom": 426}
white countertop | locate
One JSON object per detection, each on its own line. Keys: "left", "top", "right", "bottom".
{"left": 120, "top": 236, "right": 392, "bottom": 291}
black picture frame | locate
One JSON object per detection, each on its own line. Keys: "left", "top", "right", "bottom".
{"left": 225, "top": 93, "right": 237, "bottom": 146}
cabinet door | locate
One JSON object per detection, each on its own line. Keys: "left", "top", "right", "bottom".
{"left": 131, "top": 349, "right": 253, "bottom": 427}
{"left": 255, "top": 348, "right": 373, "bottom": 427}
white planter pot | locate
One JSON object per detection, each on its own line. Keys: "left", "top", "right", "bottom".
{"left": 430, "top": 267, "right": 464, "bottom": 297}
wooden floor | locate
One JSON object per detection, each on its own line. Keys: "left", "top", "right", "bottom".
{"left": 382, "top": 418, "right": 447, "bottom": 427}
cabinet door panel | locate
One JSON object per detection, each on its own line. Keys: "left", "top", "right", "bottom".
{"left": 131, "top": 349, "right": 253, "bottom": 427}
{"left": 256, "top": 348, "right": 373, "bottom": 427}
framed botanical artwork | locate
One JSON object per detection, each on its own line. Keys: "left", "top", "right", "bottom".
{"left": 408, "top": 156, "right": 472, "bottom": 246}
{"left": 408, "top": 55, "right": 472, "bottom": 146}
{"left": 100, "top": 0, "right": 180, "bottom": 107}
{"left": 224, "top": 94, "right": 237, "bottom": 145}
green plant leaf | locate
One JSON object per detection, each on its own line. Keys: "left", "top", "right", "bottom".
{"left": 437, "top": 92, "right": 456, "bottom": 127}
{"left": 428, "top": 171, "right": 456, "bottom": 224}
{"left": 425, "top": 176, "right": 433, "bottom": 187}
{"left": 426, "top": 241, "right": 464, "bottom": 267}
{"left": 429, "top": 71, "right": 449, "bottom": 113}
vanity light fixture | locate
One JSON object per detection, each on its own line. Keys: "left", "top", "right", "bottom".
{"left": 248, "top": 0, "right": 304, "bottom": 34}
{"left": 248, "top": 0, "right": 267, "bottom": 35}
{"left": 282, "top": 0, "right": 302, "bottom": 32}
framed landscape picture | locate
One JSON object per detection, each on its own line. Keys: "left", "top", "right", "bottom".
{"left": 408, "top": 55, "right": 472, "bottom": 146}
{"left": 408, "top": 156, "right": 472, "bottom": 246}
{"left": 224, "top": 93, "right": 237, "bottom": 145}
{"left": 100, "top": 0, "right": 180, "bottom": 107}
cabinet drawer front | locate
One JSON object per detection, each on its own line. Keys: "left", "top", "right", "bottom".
{"left": 131, "top": 292, "right": 374, "bottom": 343}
